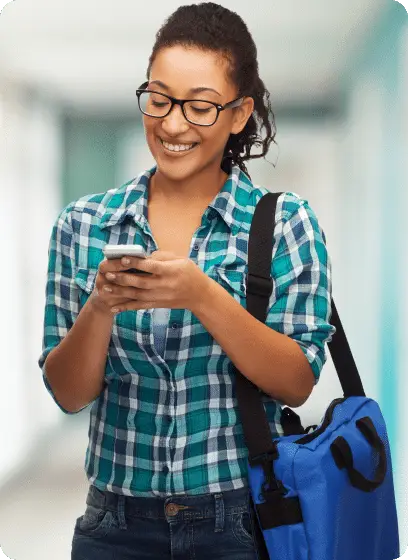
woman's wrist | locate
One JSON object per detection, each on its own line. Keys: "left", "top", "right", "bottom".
{"left": 88, "top": 290, "right": 116, "bottom": 320}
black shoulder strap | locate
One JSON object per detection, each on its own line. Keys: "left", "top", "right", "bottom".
{"left": 235, "top": 191, "right": 365, "bottom": 462}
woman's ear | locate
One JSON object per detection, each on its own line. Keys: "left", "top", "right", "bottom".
{"left": 230, "top": 96, "right": 255, "bottom": 135}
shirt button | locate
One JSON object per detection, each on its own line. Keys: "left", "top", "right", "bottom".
{"left": 193, "top": 243, "right": 199, "bottom": 251}
{"left": 171, "top": 323, "right": 179, "bottom": 329}
{"left": 163, "top": 465, "right": 169, "bottom": 474}
{"left": 166, "top": 415, "right": 171, "bottom": 423}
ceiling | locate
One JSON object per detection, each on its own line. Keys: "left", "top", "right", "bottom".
{"left": 0, "top": 0, "right": 388, "bottom": 115}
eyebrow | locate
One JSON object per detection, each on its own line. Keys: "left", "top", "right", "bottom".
{"left": 149, "top": 80, "right": 221, "bottom": 97}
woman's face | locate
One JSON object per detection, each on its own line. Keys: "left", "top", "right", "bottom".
{"left": 143, "top": 45, "right": 254, "bottom": 184}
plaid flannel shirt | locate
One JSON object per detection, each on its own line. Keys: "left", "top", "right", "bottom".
{"left": 38, "top": 163, "right": 336, "bottom": 497}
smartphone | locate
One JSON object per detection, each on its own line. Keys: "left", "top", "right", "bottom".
{"left": 102, "top": 244, "right": 152, "bottom": 275}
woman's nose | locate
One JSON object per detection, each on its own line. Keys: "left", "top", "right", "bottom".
{"left": 161, "top": 103, "right": 190, "bottom": 133}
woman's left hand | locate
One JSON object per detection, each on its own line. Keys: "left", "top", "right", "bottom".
{"left": 99, "top": 250, "right": 210, "bottom": 314}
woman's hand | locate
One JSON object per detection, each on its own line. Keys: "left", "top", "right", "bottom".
{"left": 93, "top": 250, "right": 211, "bottom": 316}
{"left": 89, "top": 260, "right": 136, "bottom": 317}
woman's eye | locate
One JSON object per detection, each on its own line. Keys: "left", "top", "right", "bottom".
{"left": 191, "top": 106, "right": 211, "bottom": 113}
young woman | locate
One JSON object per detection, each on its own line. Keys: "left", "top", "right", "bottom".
{"left": 38, "top": 3, "right": 336, "bottom": 559}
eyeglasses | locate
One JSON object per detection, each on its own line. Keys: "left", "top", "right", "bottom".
{"left": 135, "top": 81, "right": 245, "bottom": 127}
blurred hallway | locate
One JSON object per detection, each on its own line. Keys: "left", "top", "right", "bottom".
{"left": 0, "top": 416, "right": 90, "bottom": 560}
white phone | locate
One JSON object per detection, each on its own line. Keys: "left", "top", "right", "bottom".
{"left": 103, "top": 244, "right": 152, "bottom": 274}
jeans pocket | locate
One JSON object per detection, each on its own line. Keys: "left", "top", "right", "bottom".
{"left": 231, "top": 509, "right": 255, "bottom": 547}
{"left": 75, "top": 503, "right": 117, "bottom": 539}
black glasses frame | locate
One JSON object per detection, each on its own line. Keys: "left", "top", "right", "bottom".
{"left": 135, "top": 81, "right": 245, "bottom": 126}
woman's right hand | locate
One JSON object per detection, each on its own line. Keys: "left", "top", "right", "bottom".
{"left": 89, "top": 260, "right": 132, "bottom": 317}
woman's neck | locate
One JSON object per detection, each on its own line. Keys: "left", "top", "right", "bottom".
{"left": 149, "top": 166, "right": 229, "bottom": 208}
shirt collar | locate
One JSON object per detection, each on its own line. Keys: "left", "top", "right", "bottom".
{"left": 99, "top": 162, "right": 254, "bottom": 236}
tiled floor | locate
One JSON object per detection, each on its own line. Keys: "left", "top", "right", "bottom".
{"left": 0, "top": 414, "right": 91, "bottom": 560}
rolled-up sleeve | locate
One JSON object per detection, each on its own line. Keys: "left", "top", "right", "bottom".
{"left": 38, "top": 204, "right": 88, "bottom": 414}
{"left": 266, "top": 197, "right": 336, "bottom": 385}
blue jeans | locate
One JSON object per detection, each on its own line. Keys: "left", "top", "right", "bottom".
{"left": 71, "top": 484, "right": 261, "bottom": 559}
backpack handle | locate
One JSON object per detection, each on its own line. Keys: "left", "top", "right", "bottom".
{"left": 330, "top": 416, "right": 387, "bottom": 492}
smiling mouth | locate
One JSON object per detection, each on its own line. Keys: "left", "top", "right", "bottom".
{"left": 159, "top": 137, "right": 199, "bottom": 154}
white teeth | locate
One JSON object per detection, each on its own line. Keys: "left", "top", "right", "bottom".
{"left": 161, "top": 139, "right": 196, "bottom": 152}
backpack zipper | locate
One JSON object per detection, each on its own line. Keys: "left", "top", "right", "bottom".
{"left": 293, "top": 397, "right": 347, "bottom": 444}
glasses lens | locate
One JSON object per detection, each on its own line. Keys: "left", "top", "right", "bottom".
{"left": 138, "top": 91, "right": 218, "bottom": 125}
{"left": 184, "top": 101, "right": 218, "bottom": 125}
{"left": 138, "top": 91, "right": 171, "bottom": 117}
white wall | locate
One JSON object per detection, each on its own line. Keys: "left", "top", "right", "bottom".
{"left": 397, "top": 23, "right": 408, "bottom": 556}
{"left": 0, "top": 79, "right": 63, "bottom": 487}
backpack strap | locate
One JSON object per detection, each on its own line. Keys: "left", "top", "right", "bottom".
{"left": 236, "top": 191, "right": 366, "bottom": 481}
{"left": 237, "top": 191, "right": 366, "bottom": 558}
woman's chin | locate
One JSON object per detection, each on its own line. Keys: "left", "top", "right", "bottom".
{"left": 153, "top": 147, "right": 202, "bottom": 177}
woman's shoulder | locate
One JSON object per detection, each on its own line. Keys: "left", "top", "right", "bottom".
{"left": 249, "top": 184, "right": 312, "bottom": 224}
{"left": 246, "top": 184, "right": 327, "bottom": 246}
{"left": 56, "top": 177, "right": 138, "bottom": 227}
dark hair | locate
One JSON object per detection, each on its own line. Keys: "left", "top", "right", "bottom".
{"left": 146, "top": 2, "right": 277, "bottom": 179}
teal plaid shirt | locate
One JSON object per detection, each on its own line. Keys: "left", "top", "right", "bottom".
{"left": 38, "top": 163, "right": 336, "bottom": 497}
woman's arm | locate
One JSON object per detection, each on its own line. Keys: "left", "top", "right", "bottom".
{"left": 44, "top": 294, "right": 114, "bottom": 413}
{"left": 38, "top": 205, "right": 114, "bottom": 414}
{"left": 192, "top": 277, "right": 314, "bottom": 408}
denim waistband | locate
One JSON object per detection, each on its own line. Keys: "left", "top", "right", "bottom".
{"left": 86, "top": 484, "right": 252, "bottom": 524}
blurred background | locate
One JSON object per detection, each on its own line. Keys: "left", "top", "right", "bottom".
{"left": 0, "top": 0, "right": 407, "bottom": 558}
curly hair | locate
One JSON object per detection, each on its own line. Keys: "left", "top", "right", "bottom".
{"left": 145, "top": 2, "right": 277, "bottom": 179}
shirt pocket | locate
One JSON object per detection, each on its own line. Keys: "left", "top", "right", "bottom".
{"left": 74, "top": 268, "right": 97, "bottom": 308}
{"left": 211, "top": 266, "right": 247, "bottom": 303}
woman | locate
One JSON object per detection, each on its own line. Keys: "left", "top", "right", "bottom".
{"left": 38, "top": 3, "right": 336, "bottom": 559}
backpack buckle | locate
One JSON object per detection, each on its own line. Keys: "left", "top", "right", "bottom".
{"left": 246, "top": 272, "right": 273, "bottom": 298}
{"left": 248, "top": 445, "right": 279, "bottom": 467}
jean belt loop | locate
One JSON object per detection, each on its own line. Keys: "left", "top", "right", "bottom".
{"left": 214, "top": 493, "right": 225, "bottom": 533}
{"left": 117, "top": 494, "right": 127, "bottom": 530}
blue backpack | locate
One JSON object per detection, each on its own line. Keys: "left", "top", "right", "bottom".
{"left": 237, "top": 192, "right": 400, "bottom": 560}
